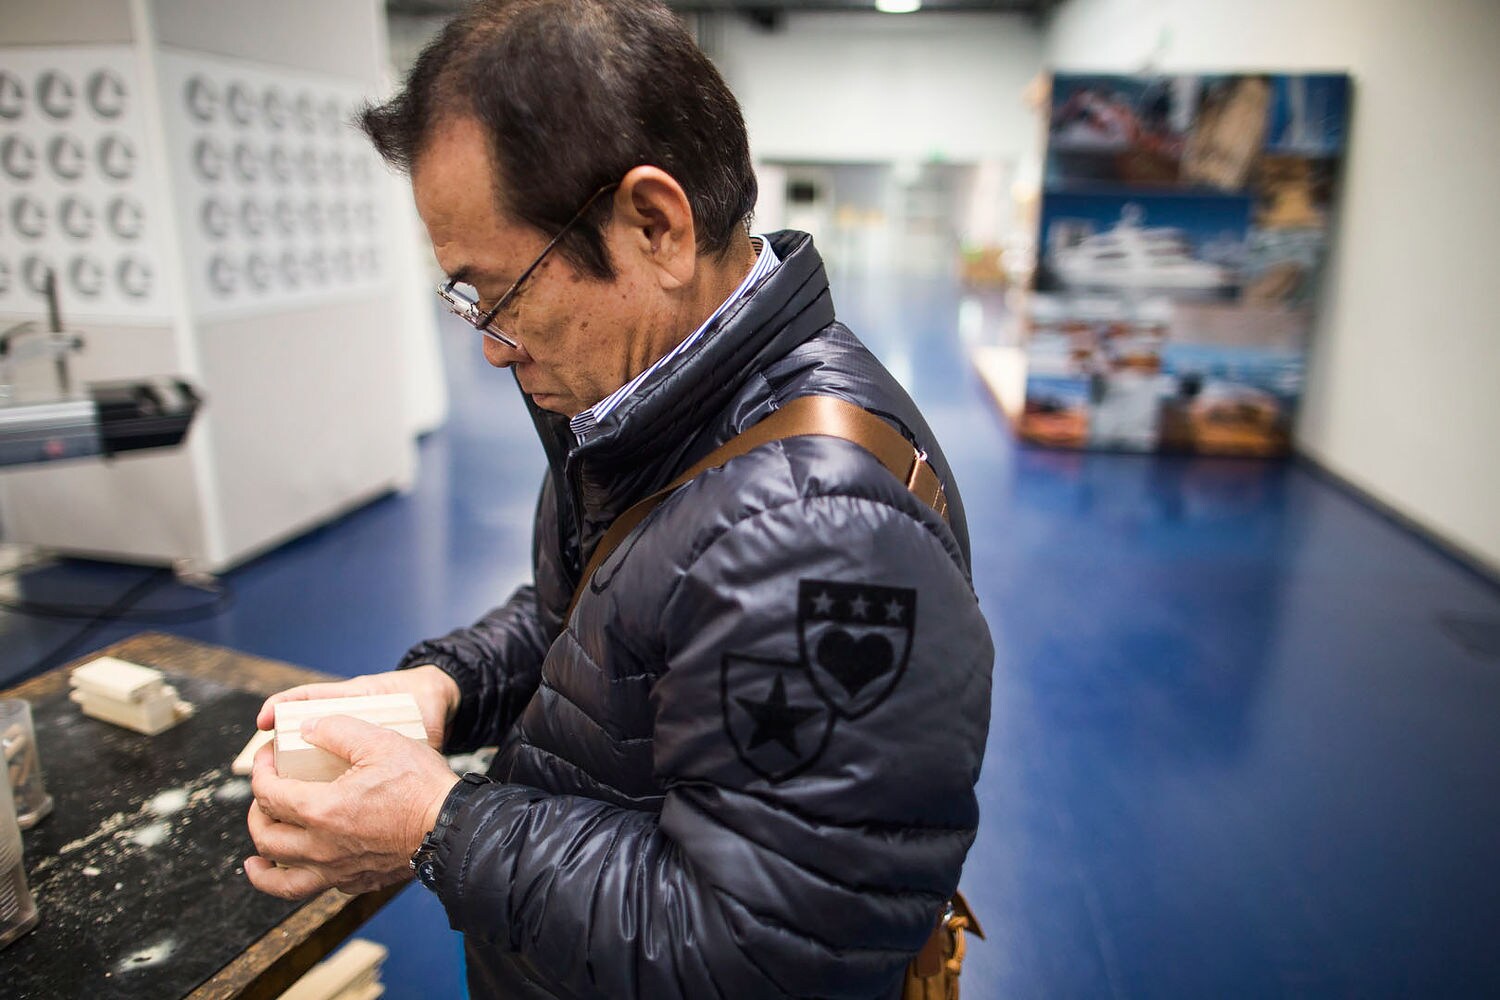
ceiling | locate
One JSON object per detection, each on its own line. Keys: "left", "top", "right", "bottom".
{"left": 664, "top": 0, "right": 1045, "bottom": 10}
{"left": 386, "top": 0, "right": 1054, "bottom": 22}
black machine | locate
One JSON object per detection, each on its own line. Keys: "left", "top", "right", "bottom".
{"left": 0, "top": 270, "right": 201, "bottom": 469}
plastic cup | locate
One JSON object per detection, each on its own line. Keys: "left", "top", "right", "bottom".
{"left": 1, "top": 699, "right": 52, "bottom": 829}
{"left": 0, "top": 771, "right": 40, "bottom": 951}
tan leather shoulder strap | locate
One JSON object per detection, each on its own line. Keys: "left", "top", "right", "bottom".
{"left": 566, "top": 395, "right": 948, "bottom": 620}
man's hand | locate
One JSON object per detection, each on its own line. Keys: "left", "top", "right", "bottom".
{"left": 255, "top": 665, "right": 460, "bottom": 750}
{"left": 245, "top": 715, "right": 461, "bottom": 900}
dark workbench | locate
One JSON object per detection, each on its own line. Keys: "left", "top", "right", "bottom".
{"left": 0, "top": 633, "right": 401, "bottom": 999}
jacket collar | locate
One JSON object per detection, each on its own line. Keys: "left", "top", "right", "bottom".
{"left": 525, "top": 230, "right": 834, "bottom": 521}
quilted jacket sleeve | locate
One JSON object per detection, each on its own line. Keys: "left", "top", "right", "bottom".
{"left": 427, "top": 490, "right": 993, "bottom": 998}
{"left": 397, "top": 474, "right": 569, "bottom": 752}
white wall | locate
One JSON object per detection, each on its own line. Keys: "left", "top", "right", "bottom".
{"left": 1047, "top": 0, "right": 1500, "bottom": 574}
{"left": 714, "top": 12, "right": 1044, "bottom": 164}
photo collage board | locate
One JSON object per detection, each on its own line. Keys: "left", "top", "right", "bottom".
{"left": 1021, "top": 72, "right": 1351, "bottom": 455}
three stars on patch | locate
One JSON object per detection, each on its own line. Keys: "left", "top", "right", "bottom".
{"left": 801, "top": 581, "right": 913, "bottom": 628}
{"left": 722, "top": 579, "right": 918, "bottom": 783}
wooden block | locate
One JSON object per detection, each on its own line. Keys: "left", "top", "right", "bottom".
{"left": 232, "top": 729, "right": 275, "bottom": 776}
{"left": 70, "top": 657, "right": 166, "bottom": 704}
{"left": 274, "top": 695, "right": 425, "bottom": 729}
{"left": 335, "top": 984, "right": 383, "bottom": 1000}
{"left": 274, "top": 695, "right": 425, "bottom": 782}
{"left": 70, "top": 685, "right": 192, "bottom": 736}
{"left": 278, "top": 937, "right": 387, "bottom": 1000}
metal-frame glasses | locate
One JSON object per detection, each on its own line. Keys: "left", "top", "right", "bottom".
{"left": 436, "top": 182, "right": 620, "bottom": 350}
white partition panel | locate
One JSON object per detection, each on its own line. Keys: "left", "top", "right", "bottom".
{"left": 0, "top": 0, "right": 432, "bottom": 572}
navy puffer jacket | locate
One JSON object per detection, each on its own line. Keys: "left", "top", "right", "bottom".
{"left": 399, "top": 232, "right": 993, "bottom": 999}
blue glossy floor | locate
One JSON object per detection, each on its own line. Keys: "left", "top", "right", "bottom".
{"left": 4, "top": 272, "right": 1500, "bottom": 997}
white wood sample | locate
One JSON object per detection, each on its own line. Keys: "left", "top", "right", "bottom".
{"left": 68, "top": 658, "right": 195, "bottom": 735}
{"left": 232, "top": 729, "right": 275, "bottom": 775}
{"left": 69, "top": 686, "right": 191, "bottom": 736}
{"left": 277, "top": 937, "right": 387, "bottom": 1000}
{"left": 70, "top": 657, "right": 166, "bottom": 703}
{"left": 273, "top": 695, "right": 425, "bottom": 782}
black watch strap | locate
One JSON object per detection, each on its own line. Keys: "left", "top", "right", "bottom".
{"left": 411, "top": 771, "right": 492, "bottom": 891}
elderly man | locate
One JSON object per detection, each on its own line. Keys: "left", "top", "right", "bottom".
{"left": 246, "top": 1, "right": 992, "bottom": 996}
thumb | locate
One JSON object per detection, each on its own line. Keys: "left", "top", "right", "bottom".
{"left": 300, "top": 714, "right": 389, "bottom": 765}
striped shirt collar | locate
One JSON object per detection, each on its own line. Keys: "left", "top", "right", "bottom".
{"left": 570, "top": 235, "right": 780, "bottom": 443}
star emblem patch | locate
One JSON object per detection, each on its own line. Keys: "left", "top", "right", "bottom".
{"left": 721, "top": 654, "right": 833, "bottom": 783}
{"left": 720, "top": 579, "right": 919, "bottom": 784}
{"left": 797, "top": 579, "right": 916, "bottom": 719}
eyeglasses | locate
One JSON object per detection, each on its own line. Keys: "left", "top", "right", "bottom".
{"left": 436, "top": 182, "right": 620, "bottom": 350}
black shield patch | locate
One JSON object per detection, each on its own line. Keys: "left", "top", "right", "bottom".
{"left": 797, "top": 579, "right": 916, "bottom": 718}
{"left": 721, "top": 653, "right": 834, "bottom": 783}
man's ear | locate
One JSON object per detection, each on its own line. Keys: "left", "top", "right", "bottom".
{"left": 611, "top": 165, "right": 696, "bottom": 290}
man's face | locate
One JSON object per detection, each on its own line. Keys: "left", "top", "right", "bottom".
{"left": 412, "top": 117, "right": 657, "bottom": 417}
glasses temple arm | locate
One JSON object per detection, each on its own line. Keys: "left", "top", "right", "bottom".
{"left": 477, "top": 182, "right": 620, "bottom": 328}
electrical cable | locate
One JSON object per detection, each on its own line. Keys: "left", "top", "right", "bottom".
{"left": 0, "top": 579, "right": 233, "bottom": 623}
{"left": 2, "top": 569, "right": 234, "bottom": 686}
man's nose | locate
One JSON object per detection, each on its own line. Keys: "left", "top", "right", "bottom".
{"left": 482, "top": 336, "right": 528, "bottom": 368}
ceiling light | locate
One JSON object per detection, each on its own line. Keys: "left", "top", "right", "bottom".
{"left": 875, "top": 0, "right": 923, "bottom": 12}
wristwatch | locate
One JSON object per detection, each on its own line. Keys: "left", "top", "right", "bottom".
{"left": 410, "top": 771, "right": 493, "bottom": 891}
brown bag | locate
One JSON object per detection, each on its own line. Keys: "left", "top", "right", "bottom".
{"left": 568, "top": 395, "right": 981, "bottom": 994}
{"left": 902, "top": 891, "right": 985, "bottom": 1000}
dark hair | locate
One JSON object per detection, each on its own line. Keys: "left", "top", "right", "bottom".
{"left": 362, "top": 0, "right": 757, "bottom": 279}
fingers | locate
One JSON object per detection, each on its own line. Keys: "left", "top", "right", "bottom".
{"left": 247, "top": 799, "right": 321, "bottom": 862}
{"left": 244, "top": 854, "right": 404, "bottom": 900}
{"left": 244, "top": 855, "right": 329, "bottom": 900}
{"left": 249, "top": 717, "right": 403, "bottom": 824}
{"left": 244, "top": 804, "right": 406, "bottom": 900}
{"left": 299, "top": 714, "right": 392, "bottom": 765}
{"left": 250, "top": 747, "right": 324, "bottom": 825}
{"left": 252, "top": 737, "right": 276, "bottom": 774}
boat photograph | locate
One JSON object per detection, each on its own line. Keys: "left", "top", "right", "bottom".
{"left": 1036, "top": 194, "right": 1249, "bottom": 297}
